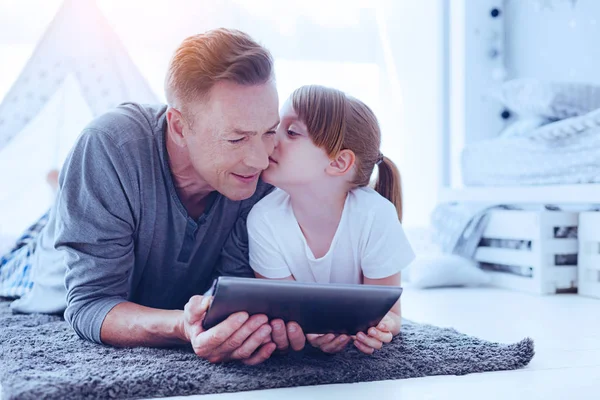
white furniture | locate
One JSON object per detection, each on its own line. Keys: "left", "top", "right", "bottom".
{"left": 578, "top": 212, "right": 600, "bottom": 299}
{"left": 473, "top": 209, "right": 579, "bottom": 294}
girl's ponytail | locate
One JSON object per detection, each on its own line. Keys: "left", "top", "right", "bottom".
{"left": 374, "top": 155, "right": 403, "bottom": 222}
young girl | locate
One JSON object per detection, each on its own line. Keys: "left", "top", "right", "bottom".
{"left": 247, "top": 85, "right": 415, "bottom": 355}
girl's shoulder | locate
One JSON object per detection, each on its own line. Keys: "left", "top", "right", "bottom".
{"left": 347, "top": 186, "right": 397, "bottom": 219}
{"left": 248, "top": 188, "right": 290, "bottom": 220}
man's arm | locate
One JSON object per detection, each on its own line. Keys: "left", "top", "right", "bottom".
{"left": 57, "top": 130, "right": 183, "bottom": 347}
{"left": 101, "top": 302, "right": 186, "bottom": 347}
{"left": 57, "top": 130, "right": 275, "bottom": 363}
{"left": 56, "top": 128, "right": 138, "bottom": 344}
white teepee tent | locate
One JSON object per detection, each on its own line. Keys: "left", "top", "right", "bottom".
{"left": 0, "top": 0, "right": 159, "bottom": 238}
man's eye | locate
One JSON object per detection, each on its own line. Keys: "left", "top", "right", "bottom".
{"left": 228, "top": 137, "right": 245, "bottom": 144}
{"left": 265, "top": 130, "right": 276, "bottom": 136}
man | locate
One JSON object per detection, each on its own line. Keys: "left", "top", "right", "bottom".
{"left": 5, "top": 29, "right": 306, "bottom": 365}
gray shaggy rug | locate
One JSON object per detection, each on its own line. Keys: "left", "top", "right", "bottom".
{"left": 0, "top": 299, "right": 534, "bottom": 399}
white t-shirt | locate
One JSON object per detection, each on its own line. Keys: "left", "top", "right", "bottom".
{"left": 247, "top": 187, "right": 415, "bottom": 284}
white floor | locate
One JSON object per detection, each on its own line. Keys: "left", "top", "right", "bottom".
{"left": 163, "top": 287, "right": 600, "bottom": 400}
{"left": 2, "top": 287, "right": 598, "bottom": 400}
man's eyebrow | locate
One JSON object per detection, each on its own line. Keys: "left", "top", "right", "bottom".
{"left": 232, "top": 120, "right": 280, "bottom": 136}
{"left": 267, "top": 120, "right": 280, "bottom": 131}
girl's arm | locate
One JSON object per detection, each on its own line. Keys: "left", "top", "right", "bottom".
{"left": 352, "top": 272, "right": 402, "bottom": 355}
{"left": 363, "top": 272, "right": 402, "bottom": 335}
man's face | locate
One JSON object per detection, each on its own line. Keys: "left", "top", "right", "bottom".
{"left": 182, "top": 80, "right": 279, "bottom": 201}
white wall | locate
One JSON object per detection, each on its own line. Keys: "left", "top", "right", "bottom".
{"left": 505, "top": 0, "right": 600, "bottom": 83}
{"left": 0, "top": 0, "right": 445, "bottom": 235}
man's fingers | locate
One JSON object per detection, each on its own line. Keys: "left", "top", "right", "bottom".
{"left": 286, "top": 322, "right": 306, "bottom": 351}
{"left": 353, "top": 339, "right": 375, "bottom": 355}
{"left": 242, "top": 343, "right": 277, "bottom": 366}
{"left": 192, "top": 311, "right": 249, "bottom": 357}
{"left": 230, "top": 324, "right": 272, "bottom": 360}
{"left": 270, "top": 319, "right": 290, "bottom": 351}
{"left": 213, "top": 314, "right": 268, "bottom": 358}
{"left": 368, "top": 327, "right": 393, "bottom": 344}
{"left": 185, "top": 295, "right": 212, "bottom": 326}
{"left": 356, "top": 332, "right": 383, "bottom": 350}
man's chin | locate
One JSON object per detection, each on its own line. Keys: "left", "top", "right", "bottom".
{"left": 221, "top": 183, "right": 258, "bottom": 202}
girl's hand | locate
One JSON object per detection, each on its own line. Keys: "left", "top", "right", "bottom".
{"left": 353, "top": 314, "right": 397, "bottom": 355}
{"left": 306, "top": 333, "right": 351, "bottom": 354}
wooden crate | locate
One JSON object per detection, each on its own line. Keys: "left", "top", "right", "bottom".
{"left": 474, "top": 210, "right": 579, "bottom": 294}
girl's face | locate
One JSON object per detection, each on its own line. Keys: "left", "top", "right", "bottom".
{"left": 261, "top": 99, "right": 331, "bottom": 190}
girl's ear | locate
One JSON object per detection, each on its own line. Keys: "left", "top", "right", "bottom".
{"left": 326, "top": 149, "right": 355, "bottom": 177}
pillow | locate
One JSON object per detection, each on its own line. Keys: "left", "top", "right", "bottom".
{"left": 405, "top": 255, "right": 491, "bottom": 289}
{"left": 494, "top": 78, "right": 600, "bottom": 119}
{"left": 0, "top": 234, "right": 16, "bottom": 256}
{"left": 517, "top": 107, "right": 600, "bottom": 141}
{"left": 403, "top": 227, "right": 491, "bottom": 289}
{"left": 499, "top": 116, "right": 551, "bottom": 138}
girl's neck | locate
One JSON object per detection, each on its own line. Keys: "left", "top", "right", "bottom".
{"left": 287, "top": 184, "right": 349, "bottom": 258}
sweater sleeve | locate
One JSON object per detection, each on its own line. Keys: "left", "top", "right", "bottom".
{"left": 55, "top": 128, "right": 137, "bottom": 344}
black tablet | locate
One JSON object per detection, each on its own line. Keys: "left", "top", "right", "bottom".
{"left": 202, "top": 277, "right": 402, "bottom": 334}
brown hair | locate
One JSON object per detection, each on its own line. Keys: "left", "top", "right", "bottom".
{"left": 164, "top": 28, "right": 274, "bottom": 110}
{"left": 291, "top": 85, "right": 403, "bottom": 222}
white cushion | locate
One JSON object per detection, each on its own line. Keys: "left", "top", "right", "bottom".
{"left": 499, "top": 116, "right": 550, "bottom": 138}
{"left": 0, "top": 235, "right": 16, "bottom": 257}
{"left": 494, "top": 78, "right": 600, "bottom": 119}
{"left": 403, "top": 228, "right": 491, "bottom": 289}
{"left": 405, "top": 255, "right": 491, "bottom": 289}
{"left": 519, "top": 107, "right": 600, "bottom": 141}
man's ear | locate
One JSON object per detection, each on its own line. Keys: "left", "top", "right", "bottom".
{"left": 326, "top": 149, "right": 355, "bottom": 177}
{"left": 166, "top": 107, "right": 187, "bottom": 147}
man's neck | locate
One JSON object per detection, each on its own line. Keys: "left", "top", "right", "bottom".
{"left": 165, "top": 125, "right": 214, "bottom": 219}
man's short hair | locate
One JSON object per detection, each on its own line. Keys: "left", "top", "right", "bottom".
{"left": 164, "top": 28, "right": 274, "bottom": 109}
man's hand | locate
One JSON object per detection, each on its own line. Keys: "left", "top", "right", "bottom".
{"left": 180, "top": 295, "right": 277, "bottom": 365}
{"left": 306, "top": 333, "right": 351, "bottom": 354}
{"left": 353, "top": 314, "right": 396, "bottom": 355}
{"left": 269, "top": 319, "right": 306, "bottom": 353}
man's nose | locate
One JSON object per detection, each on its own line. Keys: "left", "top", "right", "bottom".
{"left": 246, "top": 137, "right": 271, "bottom": 171}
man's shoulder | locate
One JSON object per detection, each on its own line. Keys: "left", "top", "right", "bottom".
{"left": 83, "top": 102, "right": 167, "bottom": 147}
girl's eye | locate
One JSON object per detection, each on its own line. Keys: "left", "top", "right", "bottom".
{"left": 228, "top": 137, "right": 245, "bottom": 144}
{"left": 287, "top": 130, "right": 300, "bottom": 137}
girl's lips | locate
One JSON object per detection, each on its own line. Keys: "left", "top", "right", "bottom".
{"left": 268, "top": 157, "right": 278, "bottom": 164}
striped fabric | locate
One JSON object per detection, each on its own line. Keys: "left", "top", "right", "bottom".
{"left": 0, "top": 212, "right": 49, "bottom": 298}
